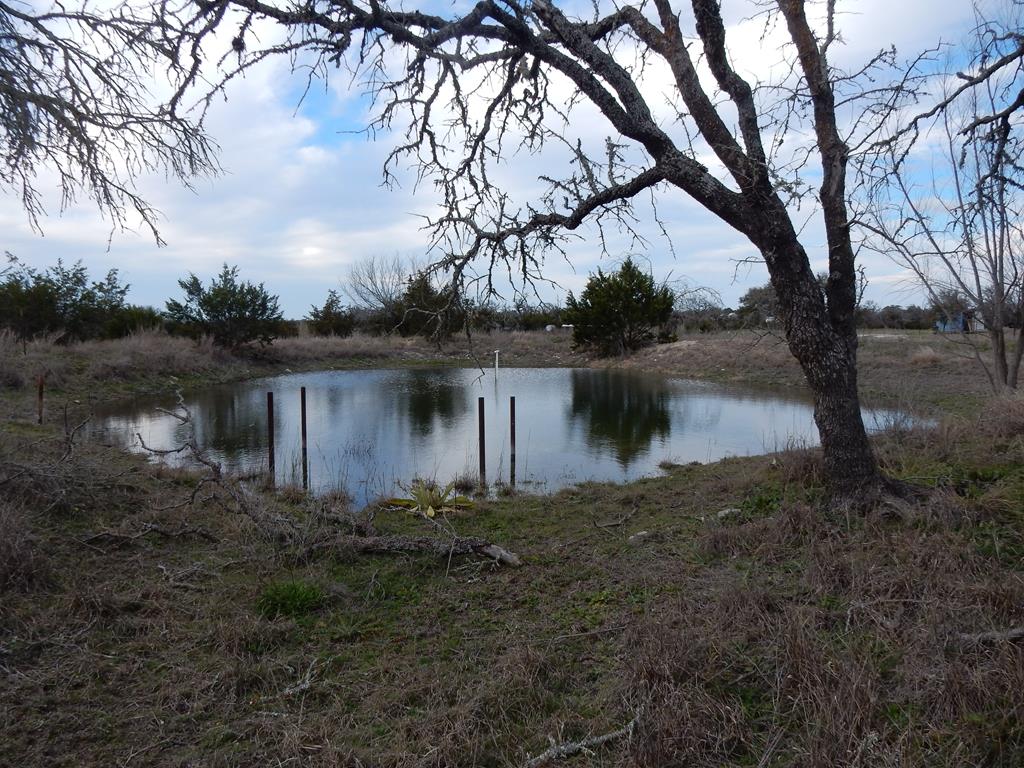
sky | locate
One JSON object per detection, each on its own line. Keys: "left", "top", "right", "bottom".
{"left": 1, "top": 0, "right": 984, "bottom": 318}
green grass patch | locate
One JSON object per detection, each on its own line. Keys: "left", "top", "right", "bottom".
{"left": 256, "top": 580, "right": 326, "bottom": 619}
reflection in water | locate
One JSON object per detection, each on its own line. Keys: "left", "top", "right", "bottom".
{"left": 398, "top": 369, "right": 468, "bottom": 437}
{"left": 88, "top": 367, "right": 909, "bottom": 508}
{"left": 569, "top": 370, "right": 671, "bottom": 467}
{"left": 192, "top": 388, "right": 267, "bottom": 457}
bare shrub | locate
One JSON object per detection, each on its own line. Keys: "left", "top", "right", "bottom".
{"left": 976, "top": 393, "right": 1024, "bottom": 441}
{"left": 909, "top": 346, "right": 942, "bottom": 365}
{"left": 0, "top": 330, "right": 26, "bottom": 389}
{"left": 0, "top": 501, "right": 49, "bottom": 592}
{"left": 80, "top": 329, "right": 224, "bottom": 380}
{"left": 0, "top": 428, "right": 123, "bottom": 516}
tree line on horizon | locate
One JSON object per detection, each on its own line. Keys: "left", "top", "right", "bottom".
{"left": 1, "top": 254, "right": 980, "bottom": 353}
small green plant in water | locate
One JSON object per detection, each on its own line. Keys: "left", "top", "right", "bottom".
{"left": 257, "top": 580, "right": 325, "bottom": 619}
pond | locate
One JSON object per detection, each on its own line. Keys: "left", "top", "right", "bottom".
{"left": 88, "top": 367, "right": 905, "bottom": 507}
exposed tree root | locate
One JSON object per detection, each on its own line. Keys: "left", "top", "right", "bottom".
{"left": 828, "top": 474, "right": 939, "bottom": 519}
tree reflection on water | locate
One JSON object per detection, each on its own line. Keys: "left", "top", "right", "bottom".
{"left": 568, "top": 369, "right": 671, "bottom": 467}
{"left": 398, "top": 369, "right": 467, "bottom": 437}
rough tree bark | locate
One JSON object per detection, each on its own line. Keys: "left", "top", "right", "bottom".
{"left": 163, "top": 0, "right": 910, "bottom": 505}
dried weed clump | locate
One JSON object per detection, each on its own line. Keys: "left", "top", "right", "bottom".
{"left": 627, "top": 489, "right": 1024, "bottom": 768}
{"left": 0, "top": 501, "right": 50, "bottom": 592}
{"left": 909, "top": 345, "right": 942, "bottom": 365}
{"left": 770, "top": 442, "right": 825, "bottom": 488}
{"left": 976, "top": 393, "right": 1024, "bottom": 441}
{"left": 80, "top": 330, "right": 228, "bottom": 381}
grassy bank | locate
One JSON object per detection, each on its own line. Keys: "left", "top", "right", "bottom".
{"left": 1, "top": 326, "right": 990, "bottom": 418}
{"left": 2, "top": 330, "right": 1022, "bottom": 766}
{"left": 0, "top": 328, "right": 585, "bottom": 414}
{"left": 622, "top": 330, "right": 992, "bottom": 414}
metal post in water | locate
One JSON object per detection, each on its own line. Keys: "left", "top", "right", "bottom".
{"left": 494, "top": 349, "right": 500, "bottom": 376}
{"left": 300, "top": 386, "right": 309, "bottom": 490}
{"left": 267, "top": 391, "right": 275, "bottom": 486}
{"left": 478, "top": 396, "right": 486, "bottom": 486}
{"left": 510, "top": 395, "right": 516, "bottom": 487}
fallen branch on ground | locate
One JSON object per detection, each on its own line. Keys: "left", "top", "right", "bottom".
{"left": 957, "top": 626, "right": 1024, "bottom": 645}
{"left": 308, "top": 534, "right": 521, "bottom": 567}
{"left": 522, "top": 710, "right": 640, "bottom": 767}
{"left": 81, "top": 522, "right": 219, "bottom": 546}
{"left": 137, "top": 394, "right": 298, "bottom": 541}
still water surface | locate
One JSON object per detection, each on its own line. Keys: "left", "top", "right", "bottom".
{"left": 89, "top": 367, "right": 902, "bottom": 507}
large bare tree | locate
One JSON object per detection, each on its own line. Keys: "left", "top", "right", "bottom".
{"left": 161, "top": 0, "right": 913, "bottom": 504}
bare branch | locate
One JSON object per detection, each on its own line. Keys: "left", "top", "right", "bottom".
{"left": 0, "top": 0, "right": 217, "bottom": 238}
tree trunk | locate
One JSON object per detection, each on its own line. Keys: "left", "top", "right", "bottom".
{"left": 785, "top": 323, "right": 882, "bottom": 503}
{"left": 1009, "top": 329, "right": 1023, "bottom": 389}
{"left": 797, "top": 331, "right": 881, "bottom": 500}
{"left": 989, "top": 326, "right": 1013, "bottom": 391}
{"left": 760, "top": 233, "right": 884, "bottom": 505}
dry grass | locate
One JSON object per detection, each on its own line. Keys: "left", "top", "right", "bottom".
{"left": 0, "top": 329, "right": 582, "bottom": 420}
{"left": 256, "top": 331, "right": 401, "bottom": 363}
{"left": 630, "top": 507, "right": 1024, "bottom": 766}
{"left": 909, "top": 345, "right": 942, "bottom": 365}
{"left": 1, "top": 335, "right": 1022, "bottom": 766}
{"left": 79, "top": 329, "right": 230, "bottom": 381}
{"left": 619, "top": 330, "right": 989, "bottom": 414}
{"left": 0, "top": 501, "right": 50, "bottom": 592}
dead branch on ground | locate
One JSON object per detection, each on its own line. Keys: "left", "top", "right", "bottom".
{"left": 80, "top": 522, "right": 218, "bottom": 547}
{"left": 522, "top": 706, "right": 641, "bottom": 767}
{"left": 308, "top": 533, "right": 521, "bottom": 567}
{"left": 957, "top": 626, "right": 1024, "bottom": 646}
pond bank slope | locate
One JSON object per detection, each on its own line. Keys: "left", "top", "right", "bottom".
{"left": 2, "top": 330, "right": 1022, "bottom": 766}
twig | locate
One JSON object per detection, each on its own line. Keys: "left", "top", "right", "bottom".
{"left": 522, "top": 708, "right": 641, "bottom": 767}
{"left": 308, "top": 533, "right": 521, "bottom": 567}
{"left": 593, "top": 506, "right": 637, "bottom": 530}
{"left": 119, "top": 735, "right": 176, "bottom": 767}
{"left": 757, "top": 728, "right": 785, "bottom": 768}
{"left": 256, "top": 660, "right": 319, "bottom": 703}
{"left": 957, "top": 626, "right": 1024, "bottom": 646}
{"left": 550, "top": 624, "right": 626, "bottom": 643}
{"left": 59, "top": 412, "right": 92, "bottom": 462}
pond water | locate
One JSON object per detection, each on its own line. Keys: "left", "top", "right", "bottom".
{"left": 88, "top": 367, "right": 904, "bottom": 507}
